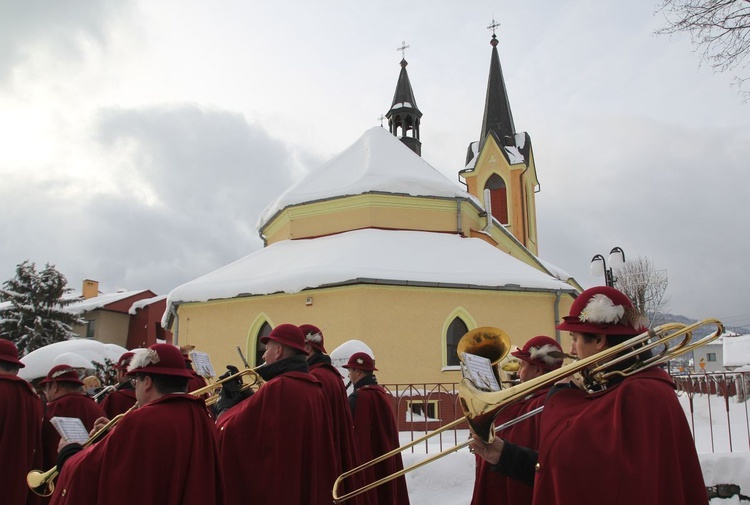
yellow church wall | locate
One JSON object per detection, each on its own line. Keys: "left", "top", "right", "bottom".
{"left": 262, "top": 194, "right": 484, "bottom": 245}
{"left": 172, "top": 284, "right": 574, "bottom": 386}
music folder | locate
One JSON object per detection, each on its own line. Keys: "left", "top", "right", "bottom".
{"left": 50, "top": 416, "right": 89, "bottom": 444}
{"left": 461, "top": 352, "right": 501, "bottom": 392}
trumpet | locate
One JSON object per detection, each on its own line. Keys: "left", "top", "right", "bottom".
{"left": 27, "top": 403, "right": 139, "bottom": 497}
{"left": 191, "top": 366, "right": 265, "bottom": 406}
{"left": 332, "top": 319, "right": 724, "bottom": 503}
{"left": 92, "top": 384, "right": 117, "bottom": 403}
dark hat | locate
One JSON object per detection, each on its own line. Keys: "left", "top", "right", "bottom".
{"left": 126, "top": 344, "right": 194, "bottom": 378}
{"left": 343, "top": 352, "right": 378, "bottom": 371}
{"left": 556, "top": 286, "right": 648, "bottom": 337}
{"left": 260, "top": 324, "right": 307, "bottom": 353}
{"left": 511, "top": 336, "right": 564, "bottom": 371}
{"left": 39, "top": 364, "right": 84, "bottom": 386}
{"left": 0, "top": 339, "right": 24, "bottom": 368}
{"left": 114, "top": 352, "right": 135, "bottom": 371}
{"left": 300, "top": 324, "right": 326, "bottom": 354}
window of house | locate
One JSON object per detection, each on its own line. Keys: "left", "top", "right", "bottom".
{"left": 85, "top": 320, "right": 96, "bottom": 339}
{"left": 707, "top": 353, "right": 717, "bottom": 362}
{"left": 405, "top": 399, "right": 440, "bottom": 421}
{"left": 254, "top": 322, "right": 272, "bottom": 367}
{"left": 446, "top": 317, "right": 469, "bottom": 367}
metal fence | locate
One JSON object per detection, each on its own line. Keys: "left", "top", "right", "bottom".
{"left": 382, "top": 371, "right": 750, "bottom": 454}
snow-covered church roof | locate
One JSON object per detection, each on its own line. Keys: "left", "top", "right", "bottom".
{"left": 166, "top": 228, "right": 575, "bottom": 308}
{"left": 258, "top": 127, "right": 475, "bottom": 229}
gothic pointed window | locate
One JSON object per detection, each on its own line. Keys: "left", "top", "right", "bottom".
{"left": 485, "top": 173, "right": 508, "bottom": 225}
{"left": 254, "top": 322, "right": 272, "bottom": 367}
{"left": 446, "top": 317, "right": 469, "bottom": 367}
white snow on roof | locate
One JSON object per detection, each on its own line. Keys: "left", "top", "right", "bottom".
{"left": 258, "top": 127, "right": 473, "bottom": 229}
{"left": 165, "top": 229, "right": 576, "bottom": 316}
{"left": 65, "top": 290, "right": 149, "bottom": 315}
{"left": 128, "top": 294, "right": 167, "bottom": 315}
{"left": 537, "top": 257, "right": 573, "bottom": 282}
{"left": 504, "top": 145, "right": 524, "bottom": 164}
{"left": 19, "top": 339, "right": 128, "bottom": 381}
{"left": 723, "top": 334, "right": 750, "bottom": 367}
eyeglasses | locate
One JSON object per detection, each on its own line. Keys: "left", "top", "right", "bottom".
{"left": 130, "top": 376, "right": 144, "bottom": 387}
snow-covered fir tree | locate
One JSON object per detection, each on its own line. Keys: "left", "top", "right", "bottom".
{"left": 0, "top": 261, "right": 84, "bottom": 355}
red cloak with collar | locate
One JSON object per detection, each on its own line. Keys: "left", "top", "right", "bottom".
{"left": 0, "top": 374, "right": 44, "bottom": 505}
{"left": 350, "top": 384, "right": 410, "bottom": 505}
{"left": 43, "top": 392, "right": 105, "bottom": 469}
{"left": 310, "top": 362, "right": 370, "bottom": 505}
{"left": 216, "top": 370, "right": 337, "bottom": 505}
{"left": 50, "top": 394, "right": 224, "bottom": 505}
{"left": 100, "top": 387, "right": 137, "bottom": 418}
{"left": 533, "top": 367, "right": 707, "bottom": 505}
{"left": 470, "top": 387, "right": 548, "bottom": 505}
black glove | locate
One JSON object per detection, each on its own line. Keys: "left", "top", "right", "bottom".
{"left": 215, "top": 365, "right": 253, "bottom": 416}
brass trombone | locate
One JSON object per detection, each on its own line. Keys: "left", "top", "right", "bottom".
{"left": 332, "top": 319, "right": 723, "bottom": 503}
{"left": 332, "top": 326, "right": 512, "bottom": 503}
{"left": 26, "top": 365, "right": 264, "bottom": 496}
{"left": 27, "top": 403, "right": 139, "bottom": 497}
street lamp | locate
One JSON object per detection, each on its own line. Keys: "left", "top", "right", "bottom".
{"left": 590, "top": 247, "right": 626, "bottom": 287}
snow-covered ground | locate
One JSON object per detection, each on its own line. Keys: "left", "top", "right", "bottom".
{"left": 398, "top": 392, "right": 750, "bottom": 504}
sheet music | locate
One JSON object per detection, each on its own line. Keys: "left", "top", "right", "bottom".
{"left": 190, "top": 350, "right": 216, "bottom": 378}
{"left": 50, "top": 416, "right": 89, "bottom": 444}
{"left": 461, "top": 352, "right": 501, "bottom": 392}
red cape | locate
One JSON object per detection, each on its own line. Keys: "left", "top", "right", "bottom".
{"left": 533, "top": 367, "right": 707, "bottom": 505}
{"left": 350, "top": 384, "right": 410, "bottom": 505}
{"left": 100, "top": 388, "right": 137, "bottom": 418}
{"left": 470, "top": 388, "right": 548, "bottom": 505}
{"left": 0, "top": 375, "right": 44, "bottom": 505}
{"left": 187, "top": 371, "right": 208, "bottom": 395}
{"left": 51, "top": 394, "right": 224, "bottom": 505}
{"left": 43, "top": 393, "right": 105, "bottom": 469}
{"left": 310, "top": 362, "right": 370, "bottom": 505}
{"left": 216, "top": 371, "right": 337, "bottom": 505}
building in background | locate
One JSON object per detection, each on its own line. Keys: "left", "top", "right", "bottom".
{"left": 67, "top": 279, "right": 172, "bottom": 349}
{"left": 163, "top": 34, "right": 581, "bottom": 392}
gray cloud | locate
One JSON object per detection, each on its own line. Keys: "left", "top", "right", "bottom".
{"left": 0, "top": 1, "right": 128, "bottom": 82}
{"left": 0, "top": 104, "right": 320, "bottom": 295}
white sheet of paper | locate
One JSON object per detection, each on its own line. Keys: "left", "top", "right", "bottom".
{"left": 50, "top": 416, "right": 89, "bottom": 444}
{"left": 190, "top": 350, "right": 216, "bottom": 378}
{"left": 461, "top": 352, "right": 501, "bottom": 392}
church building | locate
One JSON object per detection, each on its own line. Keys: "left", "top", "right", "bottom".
{"left": 163, "top": 34, "right": 580, "bottom": 385}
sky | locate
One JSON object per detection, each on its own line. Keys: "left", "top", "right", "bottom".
{"left": 1, "top": 1, "right": 748, "bottom": 328}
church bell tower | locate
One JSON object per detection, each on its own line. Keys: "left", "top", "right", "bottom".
{"left": 385, "top": 42, "right": 423, "bottom": 156}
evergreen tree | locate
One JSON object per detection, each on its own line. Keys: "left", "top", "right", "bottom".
{"left": 0, "top": 261, "right": 84, "bottom": 355}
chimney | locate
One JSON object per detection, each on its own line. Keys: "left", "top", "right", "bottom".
{"left": 82, "top": 279, "right": 99, "bottom": 299}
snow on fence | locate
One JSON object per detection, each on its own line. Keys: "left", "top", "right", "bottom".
{"left": 383, "top": 371, "right": 750, "bottom": 455}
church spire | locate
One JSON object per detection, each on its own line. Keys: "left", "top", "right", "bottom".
{"left": 385, "top": 41, "right": 423, "bottom": 156}
{"left": 480, "top": 24, "right": 516, "bottom": 151}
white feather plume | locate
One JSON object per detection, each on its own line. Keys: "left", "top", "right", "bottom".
{"left": 578, "top": 294, "right": 624, "bottom": 324}
{"left": 305, "top": 331, "right": 323, "bottom": 344}
{"left": 127, "top": 348, "right": 160, "bottom": 372}
{"left": 529, "top": 344, "right": 563, "bottom": 366}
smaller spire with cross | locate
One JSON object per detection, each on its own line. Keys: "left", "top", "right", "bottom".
{"left": 487, "top": 18, "right": 500, "bottom": 46}
{"left": 397, "top": 41, "right": 410, "bottom": 59}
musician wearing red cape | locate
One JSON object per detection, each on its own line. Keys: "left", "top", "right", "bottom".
{"left": 471, "top": 286, "right": 709, "bottom": 505}
{"left": 470, "top": 336, "right": 564, "bottom": 505}
{"left": 215, "top": 323, "right": 337, "bottom": 505}
{"left": 0, "top": 339, "right": 44, "bottom": 505}
{"left": 40, "top": 364, "right": 105, "bottom": 471}
{"left": 345, "top": 352, "right": 410, "bottom": 505}
{"left": 100, "top": 352, "right": 137, "bottom": 418}
{"left": 300, "top": 324, "right": 369, "bottom": 505}
{"left": 50, "top": 344, "right": 224, "bottom": 505}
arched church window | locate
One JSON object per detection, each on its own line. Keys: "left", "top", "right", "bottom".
{"left": 254, "top": 322, "right": 272, "bottom": 367}
{"left": 446, "top": 317, "right": 469, "bottom": 367}
{"left": 485, "top": 174, "right": 508, "bottom": 225}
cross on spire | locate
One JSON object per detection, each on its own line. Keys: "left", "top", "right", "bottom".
{"left": 377, "top": 114, "right": 385, "bottom": 127}
{"left": 397, "top": 41, "right": 410, "bottom": 59}
{"left": 487, "top": 18, "right": 500, "bottom": 36}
